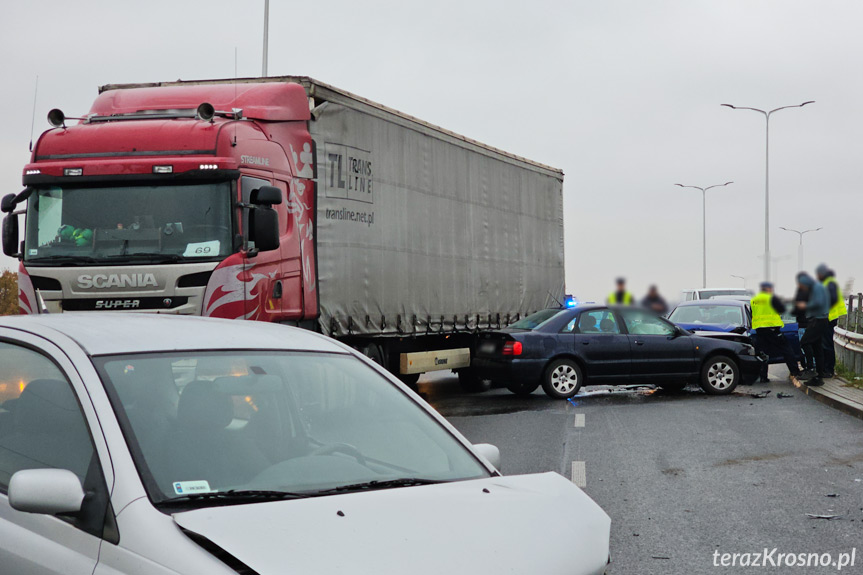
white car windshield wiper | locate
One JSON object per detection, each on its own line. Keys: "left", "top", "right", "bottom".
{"left": 156, "top": 489, "right": 311, "bottom": 508}
{"left": 313, "top": 477, "right": 449, "bottom": 495}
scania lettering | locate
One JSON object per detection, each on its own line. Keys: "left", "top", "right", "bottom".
{"left": 77, "top": 273, "right": 159, "bottom": 290}
{"left": 4, "top": 77, "right": 565, "bottom": 388}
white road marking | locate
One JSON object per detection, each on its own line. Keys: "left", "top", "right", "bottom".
{"left": 571, "top": 461, "right": 586, "bottom": 487}
{"left": 574, "top": 413, "right": 585, "bottom": 427}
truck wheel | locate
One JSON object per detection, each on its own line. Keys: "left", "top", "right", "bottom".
{"left": 699, "top": 355, "right": 739, "bottom": 395}
{"left": 541, "top": 359, "right": 583, "bottom": 399}
{"left": 506, "top": 381, "right": 540, "bottom": 396}
{"left": 397, "top": 373, "right": 420, "bottom": 388}
{"left": 458, "top": 369, "right": 491, "bottom": 393}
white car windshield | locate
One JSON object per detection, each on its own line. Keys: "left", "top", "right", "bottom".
{"left": 95, "top": 351, "right": 488, "bottom": 506}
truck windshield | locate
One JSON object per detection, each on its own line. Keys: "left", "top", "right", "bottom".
{"left": 24, "top": 182, "right": 233, "bottom": 264}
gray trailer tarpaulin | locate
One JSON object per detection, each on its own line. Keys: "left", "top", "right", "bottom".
{"left": 307, "top": 80, "right": 564, "bottom": 337}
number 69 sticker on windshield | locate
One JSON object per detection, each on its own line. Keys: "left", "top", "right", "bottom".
{"left": 183, "top": 240, "right": 220, "bottom": 257}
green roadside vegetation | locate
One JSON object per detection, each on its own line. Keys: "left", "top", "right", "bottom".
{"left": 837, "top": 362, "right": 863, "bottom": 389}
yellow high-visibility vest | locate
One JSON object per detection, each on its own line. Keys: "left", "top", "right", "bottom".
{"left": 751, "top": 292, "right": 783, "bottom": 329}
{"left": 607, "top": 291, "right": 633, "bottom": 305}
{"left": 823, "top": 277, "right": 848, "bottom": 321}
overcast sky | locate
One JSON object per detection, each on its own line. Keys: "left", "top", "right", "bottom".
{"left": 1, "top": 0, "right": 859, "bottom": 303}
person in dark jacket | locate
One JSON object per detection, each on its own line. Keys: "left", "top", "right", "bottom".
{"left": 792, "top": 282, "right": 810, "bottom": 372}
{"left": 641, "top": 285, "right": 668, "bottom": 315}
{"left": 795, "top": 272, "right": 830, "bottom": 386}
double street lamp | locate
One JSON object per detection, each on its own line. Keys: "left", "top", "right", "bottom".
{"left": 779, "top": 226, "right": 822, "bottom": 272}
{"left": 674, "top": 181, "right": 734, "bottom": 288}
{"left": 721, "top": 101, "right": 815, "bottom": 282}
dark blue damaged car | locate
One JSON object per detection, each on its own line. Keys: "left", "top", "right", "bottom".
{"left": 471, "top": 304, "right": 765, "bottom": 399}
{"left": 666, "top": 299, "right": 803, "bottom": 365}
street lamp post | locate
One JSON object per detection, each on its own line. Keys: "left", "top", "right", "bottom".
{"left": 262, "top": 0, "right": 270, "bottom": 76}
{"left": 674, "top": 182, "right": 734, "bottom": 288}
{"left": 730, "top": 274, "right": 746, "bottom": 288}
{"left": 779, "top": 226, "right": 822, "bottom": 271}
{"left": 721, "top": 101, "right": 814, "bottom": 282}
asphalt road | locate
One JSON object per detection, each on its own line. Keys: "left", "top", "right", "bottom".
{"left": 418, "top": 367, "right": 863, "bottom": 574}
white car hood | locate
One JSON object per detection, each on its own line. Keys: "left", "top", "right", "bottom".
{"left": 172, "top": 472, "right": 610, "bottom": 575}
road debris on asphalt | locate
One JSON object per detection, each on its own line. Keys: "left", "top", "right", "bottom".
{"left": 806, "top": 513, "right": 842, "bottom": 520}
{"left": 776, "top": 392, "right": 794, "bottom": 398}
{"left": 570, "top": 384, "right": 657, "bottom": 399}
{"left": 736, "top": 389, "right": 772, "bottom": 399}
{"left": 825, "top": 493, "right": 839, "bottom": 498}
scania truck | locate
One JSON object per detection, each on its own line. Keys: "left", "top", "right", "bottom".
{"left": 3, "top": 76, "right": 565, "bottom": 387}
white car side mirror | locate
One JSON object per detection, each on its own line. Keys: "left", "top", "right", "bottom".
{"left": 8, "top": 469, "right": 85, "bottom": 515}
{"left": 472, "top": 443, "right": 501, "bottom": 471}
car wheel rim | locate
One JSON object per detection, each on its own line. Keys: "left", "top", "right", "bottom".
{"left": 551, "top": 365, "right": 578, "bottom": 394}
{"left": 707, "top": 361, "right": 734, "bottom": 389}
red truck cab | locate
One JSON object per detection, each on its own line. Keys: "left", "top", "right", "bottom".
{"left": 6, "top": 82, "right": 317, "bottom": 324}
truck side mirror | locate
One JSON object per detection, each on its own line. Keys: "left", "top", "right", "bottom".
{"left": 2, "top": 213, "right": 19, "bottom": 258}
{"left": 249, "top": 207, "right": 280, "bottom": 253}
{"left": 1, "top": 193, "right": 17, "bottom": 213}
{"left": 250, "top": 186, "right": 282, "bottom": 206}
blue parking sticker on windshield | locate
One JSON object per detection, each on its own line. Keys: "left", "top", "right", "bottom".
{"left": 173, "top": 480, "right": 212, "bottom": 495}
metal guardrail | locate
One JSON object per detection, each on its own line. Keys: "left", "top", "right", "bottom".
{"left": 836, "top": 294, "right": 863, "bottom": 375}
{"left": 843, "top": 293, "right": 863, "bottom": 334}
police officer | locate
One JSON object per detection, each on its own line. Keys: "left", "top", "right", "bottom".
{"left": 816, "top": 264, "right": 847, "bottom": 377}
{"left": 607, "top": 277, "right": 634, "bottom": 306}
{"left": 750, "top": 282, "right": 800, "bottom": 383}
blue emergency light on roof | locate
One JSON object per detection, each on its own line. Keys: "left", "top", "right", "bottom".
{"left": 564, "top": 295, "right": 578, "bottom": 308}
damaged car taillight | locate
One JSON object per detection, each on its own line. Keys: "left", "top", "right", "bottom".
{"left": 502, "top": 341, "right": 523, "bottom": 356}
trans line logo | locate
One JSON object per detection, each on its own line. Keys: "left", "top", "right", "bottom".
{"left": 324, "top": 142, "right": 373, "bottom": 204}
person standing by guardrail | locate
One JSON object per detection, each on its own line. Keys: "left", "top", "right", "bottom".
{"left": 795, "top": 272, "right": 830, "bottom": 386}
{"left": 793, "top": 281, "right": 811, "bottom": 372}
{"left": 817, "top": 264, "right": 847, "bottom": 378}
{"left": 751, "top": 282, "right": 801, "bottom": 383}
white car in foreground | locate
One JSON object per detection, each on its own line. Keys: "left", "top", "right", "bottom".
{"left": 0, "top": 314, "right": 610, "bottom": 575}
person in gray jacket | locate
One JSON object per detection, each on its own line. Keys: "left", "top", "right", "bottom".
{"left": 795, "top": 272, "right": 830, "bottom": 386}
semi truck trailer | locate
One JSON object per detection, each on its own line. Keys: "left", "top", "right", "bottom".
{"left": 3, "top": 76, "right": 565, "bottom": 387}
